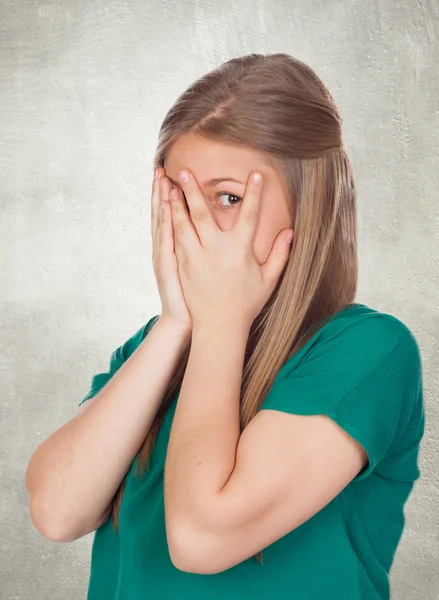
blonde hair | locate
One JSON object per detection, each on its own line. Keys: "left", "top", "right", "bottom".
{"left": 111, "top": 53, "right": 357, "bottom": 565}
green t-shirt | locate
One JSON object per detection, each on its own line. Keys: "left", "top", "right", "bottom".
{"left": 78, "top": 303, "right": 424, "bottom": 600}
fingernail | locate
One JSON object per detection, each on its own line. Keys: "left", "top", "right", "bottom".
{"left": 285, "top": 231, "right": 294, "bottom": 244}
{"left": 252, "top": 172, "right": 262, "bottom": 184}
{"left": 179, "top": 170, "right": 190, "bottom": 183}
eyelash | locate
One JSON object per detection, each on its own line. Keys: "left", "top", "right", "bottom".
{"left": 215, "top": 192, "right": 243, "bottom": 209}
{"left": 180, "top": 191, "right": 243, "bottom": 209}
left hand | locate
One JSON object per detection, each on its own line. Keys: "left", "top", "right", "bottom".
{"left": 168, "top": 169, "right": 294, "bottom": 331}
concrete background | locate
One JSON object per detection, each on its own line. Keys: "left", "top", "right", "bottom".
{"left": 1, "top": 0, "right": 438, "bottom": 598}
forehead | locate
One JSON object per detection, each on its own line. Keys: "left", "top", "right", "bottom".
{"left": 164, "top": 131, "right": 276, "bottom": 178}
{"left": 164, "top": 131, "right": 293, "bottom": 223}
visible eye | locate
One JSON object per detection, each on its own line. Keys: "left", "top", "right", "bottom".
{"left": 215, "top": 192, "right": 243, "bottom": 209}
{"left": 180, "top": 190, "right": 243, "bottom": 210}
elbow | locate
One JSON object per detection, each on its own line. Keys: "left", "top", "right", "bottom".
{"left": 28, "top": 496, "right": 77, "bottom": 543}
{"left": 166, "top": 519, "right": 223, "bottom": 575}
{"left": 26, "top": 459, "right": 85, "bottom": 543}
{"left": 29, "top": 503, "right": 66, "bottom": 543}
{"left": 25, "top": 453, "right": 64, "bottom": 541}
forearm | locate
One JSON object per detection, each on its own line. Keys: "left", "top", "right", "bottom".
{"left": 26, "top": 317, "right": 191, "bottom": 541}
{"left": 164, "top": 320, "right": 249, "bottom": 532}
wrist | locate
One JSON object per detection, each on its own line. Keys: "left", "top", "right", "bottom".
{"left": 193, "top": 316, "right": 251, "bottom": 338}
{"left": 156, "top": 316, "right": 192, "bottom": 341}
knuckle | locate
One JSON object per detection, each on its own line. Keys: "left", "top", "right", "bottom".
{"left": 242, "top": 209, "right": 258, "bottom": 226}
{"left": 191, "top": 209, "right": 209, "bottom": 224}
{"left": 174, "top": 221, "right": 186, "bottom": 235}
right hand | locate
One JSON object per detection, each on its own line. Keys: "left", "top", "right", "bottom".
{"left": 151, "top": 166, "right": 192, "bottom": 334}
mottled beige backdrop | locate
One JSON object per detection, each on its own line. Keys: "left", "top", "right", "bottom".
{"left": 1, "top": 0, "right": 438, "bottom": 598}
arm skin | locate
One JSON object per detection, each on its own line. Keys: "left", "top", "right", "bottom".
{"left": 164, "top": 320, "right": 367, "bottom": 575}
{"left": 26, "top": 317, "right": 191, "bottom": 543}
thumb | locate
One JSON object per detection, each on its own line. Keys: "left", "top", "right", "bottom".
{"left": 262, "top": 229, "right": 294, "bottom": 283}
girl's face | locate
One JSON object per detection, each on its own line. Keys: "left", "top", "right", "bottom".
{"left": 163, "top": 132, "right": 294, "bottom": 266}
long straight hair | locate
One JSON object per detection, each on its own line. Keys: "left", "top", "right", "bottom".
{"left": 111, "top": 53, "right": 357, "bottom": 564}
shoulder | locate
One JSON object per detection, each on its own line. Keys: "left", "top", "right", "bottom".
{"left": 260, "top": 305, "right": 423, "bottom": 478}
{"left": 300, "top": 304, "right": 421, "bottom": 370}
{"left": 267, "top": 304, "right": 422, "bottom": 417}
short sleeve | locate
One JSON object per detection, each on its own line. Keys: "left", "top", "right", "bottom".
{"left": 260, "top": 314, "right": 422, "bottom": 481}
{"left": 78, "top": 315, "right": 161, "bottom": 407}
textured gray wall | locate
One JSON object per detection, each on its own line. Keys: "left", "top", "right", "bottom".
{"left": 1, "top": 1, "right": 438, "bottom": 598}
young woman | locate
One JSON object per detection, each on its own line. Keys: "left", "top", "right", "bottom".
{"left": 26, "top": 53, "right": 424, "bottom": 600}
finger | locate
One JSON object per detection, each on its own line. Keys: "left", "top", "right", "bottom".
{"left": 169, "top": 186, "right": 200, "bottom": 254}
{"left": 262, "top": 229, "right": 294, "bottom": 285}
{"left": 158, "top": 189, "right": 175, "bottom": 258}
{"left": 155, "top": 173, "right": 172, "bottom": 246}
{"left": 152, "top": 168, "right": 169, "bottom": 243}
{"left": 176, "top": 169, "right": 217, "bottom": 245}
{"left": 236, "top": 171, "right": 264, "bottom": 248}
{"left": 151, "top": 166, "right": 161, "bottom": 242}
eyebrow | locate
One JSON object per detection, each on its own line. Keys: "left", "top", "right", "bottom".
{"left": 167, "top": 176, "right": 244, "bottom": 188}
